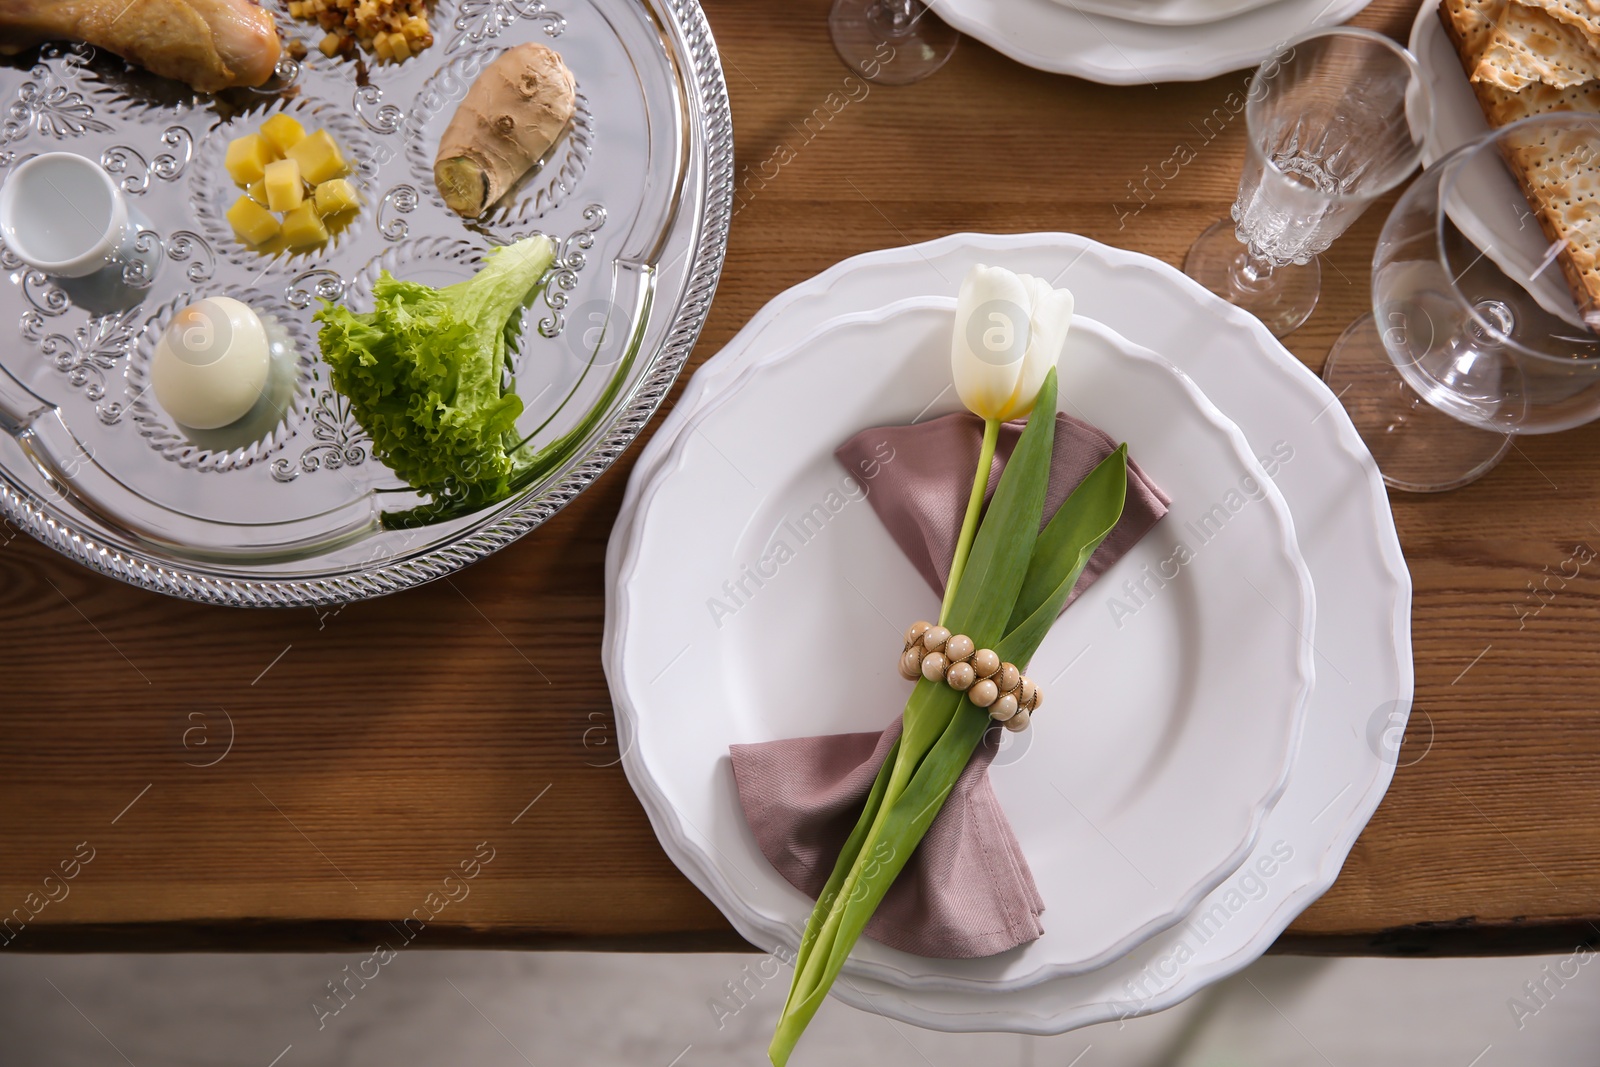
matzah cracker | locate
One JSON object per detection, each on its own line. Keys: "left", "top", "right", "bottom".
{"left": 1502, "top": 124, "right": 1600, "bottom": 326}
{"left": 1442, "top": 0, "right": 1600, "bottom": 329}
{"left": 1474, "top": 1, "right": 1600, "bottom": 90}
{"left": 1484, "top": 79, "right": 1600, "bottom": 124}
{"left": 1441, "top": 0, "right": 1507, "bottom": 65}
{"left": 1523, "top": 0, "right": 1600, "bottom": 45}
{"left": 1441, "top": 0, "right": 1532, "bottom": 126}
{"left": 1441, "top": 0, "right": 1600, "bottom": 123}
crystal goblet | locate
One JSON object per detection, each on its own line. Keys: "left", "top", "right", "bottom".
{"left": 830, "top": 0, "right": 959, "bottom": 85}
{"left": 1324, "top": 113, "right": 1600, "bottom": 491}
{"left": 1185, "top": 28, "right": 1431, "bottom": 337}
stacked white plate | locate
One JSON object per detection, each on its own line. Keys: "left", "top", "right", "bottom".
{"left": 604, "top": 232, "right": 1412, "bottom": 1033}
{"left": 939, "top": 0, "right": 1375, "bottom": 82}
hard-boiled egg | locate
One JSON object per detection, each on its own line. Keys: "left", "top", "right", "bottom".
{"left": 150, "top": 297, "right": 272, "bottom": 430}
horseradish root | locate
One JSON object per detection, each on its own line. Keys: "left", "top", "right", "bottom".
{"left": 433, "top": 43, "right": 577, "bottom": 219}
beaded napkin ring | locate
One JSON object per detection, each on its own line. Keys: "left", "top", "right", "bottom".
{"left": 898, "top": 620, "right": 1041, "bottom": 731}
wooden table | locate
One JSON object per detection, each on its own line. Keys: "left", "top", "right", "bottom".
{"left": 4, "top": 0, "right": 1597, "bottom": 958}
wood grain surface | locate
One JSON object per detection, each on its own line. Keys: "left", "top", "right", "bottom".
{"left": 5, "top": 0, "right": 1600, "bottom": 958}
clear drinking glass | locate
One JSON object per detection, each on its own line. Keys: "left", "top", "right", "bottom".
{"left": 1185, "top": 29, "right": 1431, "bottom": 337}
{"left": 829, "top": 0, "right": 958, "bottom": 85}
{"left": 1323, "top": 113, "right": 1600, "bottom": 491}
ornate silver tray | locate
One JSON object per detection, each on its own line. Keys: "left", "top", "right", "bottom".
{"left": 0, "top": 0, "right": 732, "bottom": 606}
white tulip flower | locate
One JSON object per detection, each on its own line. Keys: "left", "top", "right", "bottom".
{"left": 950, "top": 264, "right": 1075, "bottom": 422}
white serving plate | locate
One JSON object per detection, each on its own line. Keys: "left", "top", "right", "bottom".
{"left": 935, "top": 0, "right": 1374, "bottom": 84}
{"left": 1410, "top": 0, "right": 1587, "bottom": 327}
{"left": 1058, "top": 0, "right": 1283, "bottom": 29}
{"left": 605, "top": 232, "right": 1412, "bottom": 1031}
{"left": 612, "top": 298, "right": 1313, "bottom": 992}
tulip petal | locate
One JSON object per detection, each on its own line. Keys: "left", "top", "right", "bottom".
{"left": 997, "top": 274, "right": 1074, "bottom": 420}
{"left": 951, "top": 264, "right": 1031, "bottom": 421}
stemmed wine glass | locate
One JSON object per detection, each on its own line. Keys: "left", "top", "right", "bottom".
{"left": 1185, "top": 29, "right": 1431, "bottom": 337}
{"left": 1323, "top": 113, "right": 1600, "bottom": 491}
{"left": 830, "top": 0, "right": 959, "bottom": 85}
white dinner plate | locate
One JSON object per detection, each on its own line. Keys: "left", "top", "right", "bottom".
{"left": 935, "top": 0, "right": 1374, "bottom": 84}
{"left": 1410, "top": 0, "right": 1587, "bottom": 327}
{"left": 605, "top": 232, "right": 1412, "bottom": 1031}
{"left": 1059, "top": 0, "right": 1283, "bottom": 30}
{"left": 611, "top": 299, "right": 1313, "bottom": 992}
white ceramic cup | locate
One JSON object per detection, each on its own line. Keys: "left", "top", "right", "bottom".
{"left": 0, "top": 152, "right": 131, "bottom": 279}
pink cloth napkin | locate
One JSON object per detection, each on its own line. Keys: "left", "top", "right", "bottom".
{"left": 729, "top": 412, "right": 1169, "bottom": 958}
{"left": 839, "top": 412, "right": 1172, "bottom": 609}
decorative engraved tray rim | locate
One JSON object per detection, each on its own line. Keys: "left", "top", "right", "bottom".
{"left": 0, "top": 0, "right": 733, "bottom": 608}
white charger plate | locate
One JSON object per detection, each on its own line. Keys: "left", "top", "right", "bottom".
{"left": 1057, "top": 0, "right": 1283, "bottom": 30}
{"left": 611, "top": 299, "right": 1313, "bottom": 992}
{"left": 935, "top": 0, "right": 1374, "bottom": 83}
{"left": 605, "top": 232, "right": 1412, "bottom": 1031}
{"left": 1409, "top": 0, "right": 1587, "bottom": 327}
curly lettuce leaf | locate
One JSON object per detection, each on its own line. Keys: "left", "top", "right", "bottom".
{"left": 314, "top": 235, "right": 557, "bottom": 512}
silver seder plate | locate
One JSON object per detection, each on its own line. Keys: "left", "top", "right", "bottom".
{"left": 0, "top": 0, "right": 732, "bottom": 606}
